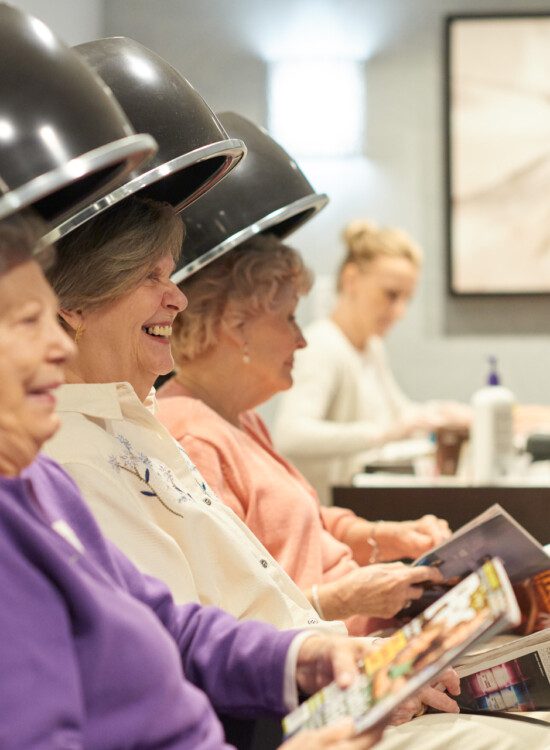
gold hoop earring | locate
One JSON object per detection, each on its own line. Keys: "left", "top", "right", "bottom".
{"left": 242, "top": 343, "right": 251, "bottom": 365}
{"left": 74, "top": 323, "right": 85, "bottom": 344}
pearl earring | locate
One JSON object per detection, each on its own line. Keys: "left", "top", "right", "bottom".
{"left": 242, "top": 344, "right": 251, "bottom": 365}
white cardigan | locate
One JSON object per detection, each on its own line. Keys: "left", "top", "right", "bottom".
{"left": 273, "top": 318, "right": 415, "bottom": 504}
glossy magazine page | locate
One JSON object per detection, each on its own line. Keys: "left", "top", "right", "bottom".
{"left": 457, "top": 629, "right": 550, "bottom": 712}
{"left": 283, "top": 558, "right": 520, "bottom": 738}
{"left": 413, "top": 504, "right": 549, "bottom": 583}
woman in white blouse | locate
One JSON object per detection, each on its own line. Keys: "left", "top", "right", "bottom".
{"left": 274, "top": 220, "right": 470, "bottom": 505}
{"left": 42, "top": 195, "right": 345, "bottom": 635}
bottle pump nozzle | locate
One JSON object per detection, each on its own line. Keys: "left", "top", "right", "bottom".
{"left": 487, "top": 356, "right": 500, "bottom": 386}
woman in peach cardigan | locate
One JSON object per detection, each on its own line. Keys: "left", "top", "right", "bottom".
{"left": 157, "top": 235, "right": 449, "bottom": 630}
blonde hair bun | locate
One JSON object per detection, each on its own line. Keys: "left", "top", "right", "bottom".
{"left": 341, "top": 217, "right": 422, "bottom": 268}
{"left": 342, "top": 219, "right": 380, "bottom": 251}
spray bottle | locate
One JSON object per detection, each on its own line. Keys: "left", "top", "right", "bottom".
{"left": 471, "top": 357, "right": 514, "bottom": 484}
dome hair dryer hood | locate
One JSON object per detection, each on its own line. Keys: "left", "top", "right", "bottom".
{"left": 45, "top": 37, "right": 246, "bottom": 244}
{"left": 172, "top": 112, "right": 328, "bottom": 284}
{"left": 0, "top": 4, "right": 156, "bottom": 225}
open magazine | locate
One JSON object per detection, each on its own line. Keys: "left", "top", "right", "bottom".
{"left": 414, "top": 504, "right": 549, "bottom": 582}
{"left": 398, "top": 504, "right": 550, "bottom": 619}
{"left": 456, "top": 629, "right": 550, "bottom": 713}
{"left": 283, "top": 558, "right": 520, "bottom": 738}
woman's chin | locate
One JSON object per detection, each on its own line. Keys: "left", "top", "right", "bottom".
{"left": 31, "top": 414, "right": 61, "bottom": 448}
{"left": 153, "top": 363, "right": 175, "bottom": 380}
{"left": 277, "top": 373, "right": 294, "bottom": 392}
{"left": 376, "top": 320, "right": 395, "bottom": 337}
{"left": 148, "top": 353, "right": 175, "bottom": 379}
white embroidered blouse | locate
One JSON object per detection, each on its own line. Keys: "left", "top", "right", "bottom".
{"left": 44, "top": 382, "right": 345, "bottom": 633}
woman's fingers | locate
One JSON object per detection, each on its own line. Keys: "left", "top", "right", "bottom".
{"left": 303, "top": 719, "right": 356, "bottom": 743}
{"left": 406, "top": 584, "right": 425, "bottom": 601}
{"left": 417, "top": 684, "right": 460, "bottom": 713}
{"left": 330, "top": 641, "right": 363, "bottom": 689}
{"left": 296, "top": 635, "right": 374, "bottom": 694}
{"left": 389, "top": 696, "right": 420, "bottom": 725}
{"left": 389, "top": 675, "right": 460, "bottom": 727}
{"left": 434, "top": 668, "right": 461, "bottom": 696}
{"left": 279, "top": 720, "right": 384, "bottom": 749}
{"left": 334, "top": 560, "right": 445, "bottom": 618}
{"left": 418, "top": 514, "right": 450, "bottom": 538}
{"left": 346, "top": 726, "right": 385, "bottom": 749}
{"left": 399, "top": 516, "right": 450, "bottom": 556}
{"left": 408, "top": 565, "right": 444, "bottom": 584}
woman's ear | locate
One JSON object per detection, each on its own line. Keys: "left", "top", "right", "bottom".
{"left": 58, "top": 307, "right": 83, "bottom": 334}
{"left": 220, "top": 303, "right": 247, "bottom": 349}
{"left": 340, "top": 262, "right": 361, "bottom": 294}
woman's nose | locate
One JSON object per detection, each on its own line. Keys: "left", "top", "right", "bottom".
{"left": 165, "top": 281, "right": 188, "bottom": 312}
{"left": 295, "top": 327, "right": 307, "bottom": 350}
{"left": 393, "top": 298, "right": 408, "bottom": 321}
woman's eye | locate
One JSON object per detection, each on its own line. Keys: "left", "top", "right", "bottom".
{"left": 18, "top": 307, "right": 42, "bottom": 325}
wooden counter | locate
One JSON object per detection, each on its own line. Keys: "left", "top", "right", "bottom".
{"left": 332, "top": 485, "right": 550, "bottom": 544}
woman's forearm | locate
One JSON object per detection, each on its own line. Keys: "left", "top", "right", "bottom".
{"left": 335, "top": 517, "right": 382, "bottom": 567}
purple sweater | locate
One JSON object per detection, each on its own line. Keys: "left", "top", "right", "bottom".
{"left": 0, "top": 454, "right": 296, "bottom": 749}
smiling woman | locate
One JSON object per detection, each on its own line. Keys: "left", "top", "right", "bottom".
{"left": 1, "top": 260, "right": 73, "bottom": 437}
{"left": 0, "top": 213, "right": 74, "bottom": 475}
{"left": 50, "top": 197, "right": 186, "bottom": 401}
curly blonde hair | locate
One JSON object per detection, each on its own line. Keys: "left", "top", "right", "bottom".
{"left": 337, "top": 219, "right": 422, "bottom": 291}
{"left": 172, "top": 233, "right": 313, "bottom": 364}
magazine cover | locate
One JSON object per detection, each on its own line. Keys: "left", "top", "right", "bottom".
{"left": 283, "top": 558, "right": 520, "bottom": 738}
{"left": 397, "top": 505, "right": 550, "bottom": 619}
{"left": 413, "top": 504, "right": 549, "bottom": 583}
{"left": 457, "top": 629, "right": 550, "bottom": 712}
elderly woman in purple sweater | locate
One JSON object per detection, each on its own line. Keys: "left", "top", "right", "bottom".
{"left": 0, "top": 212, "right": 392, "bottom": 749}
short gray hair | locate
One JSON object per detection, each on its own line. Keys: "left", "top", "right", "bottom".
{"left": 172, "top": 233, "right": 313, "bottom": 364}
{"left": 48, "top": 196, "right": 184, "bottom": 315}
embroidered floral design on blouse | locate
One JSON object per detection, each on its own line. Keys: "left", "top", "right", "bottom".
{"left": 173, "top": 441, "right": 219, "bottom": 504}
{"left": 108, "top": 434, "right": 198, "bottom": 519}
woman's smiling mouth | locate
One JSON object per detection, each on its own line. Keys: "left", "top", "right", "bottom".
{"left": 26, "top": 383, "right": 61, "bottom": 408}
{"left": 142, "top": 324, "right": 173, "bottom": 342}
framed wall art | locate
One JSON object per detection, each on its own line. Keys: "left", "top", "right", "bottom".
{"left": 446, "top": 14, "right": 550, "bottom": 295}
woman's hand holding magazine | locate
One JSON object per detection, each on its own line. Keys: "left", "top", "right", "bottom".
{"left": 389, "top": 668, "right": 460, "bottom": 725}
{"left": 288, "top": 637, "right": 387, "bottom": 748}
{"left": 283, "top": 559, "right": 520, "bottom": 739}
{"left": 318, "top": 563, "right": 445, "bottom": 620}
{"left": 279, "top": 667, "right": 460, "bottom": 747}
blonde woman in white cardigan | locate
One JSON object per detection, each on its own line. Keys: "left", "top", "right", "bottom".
{"left": 274, "top": 220, "right": 470, "bottom": 506}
